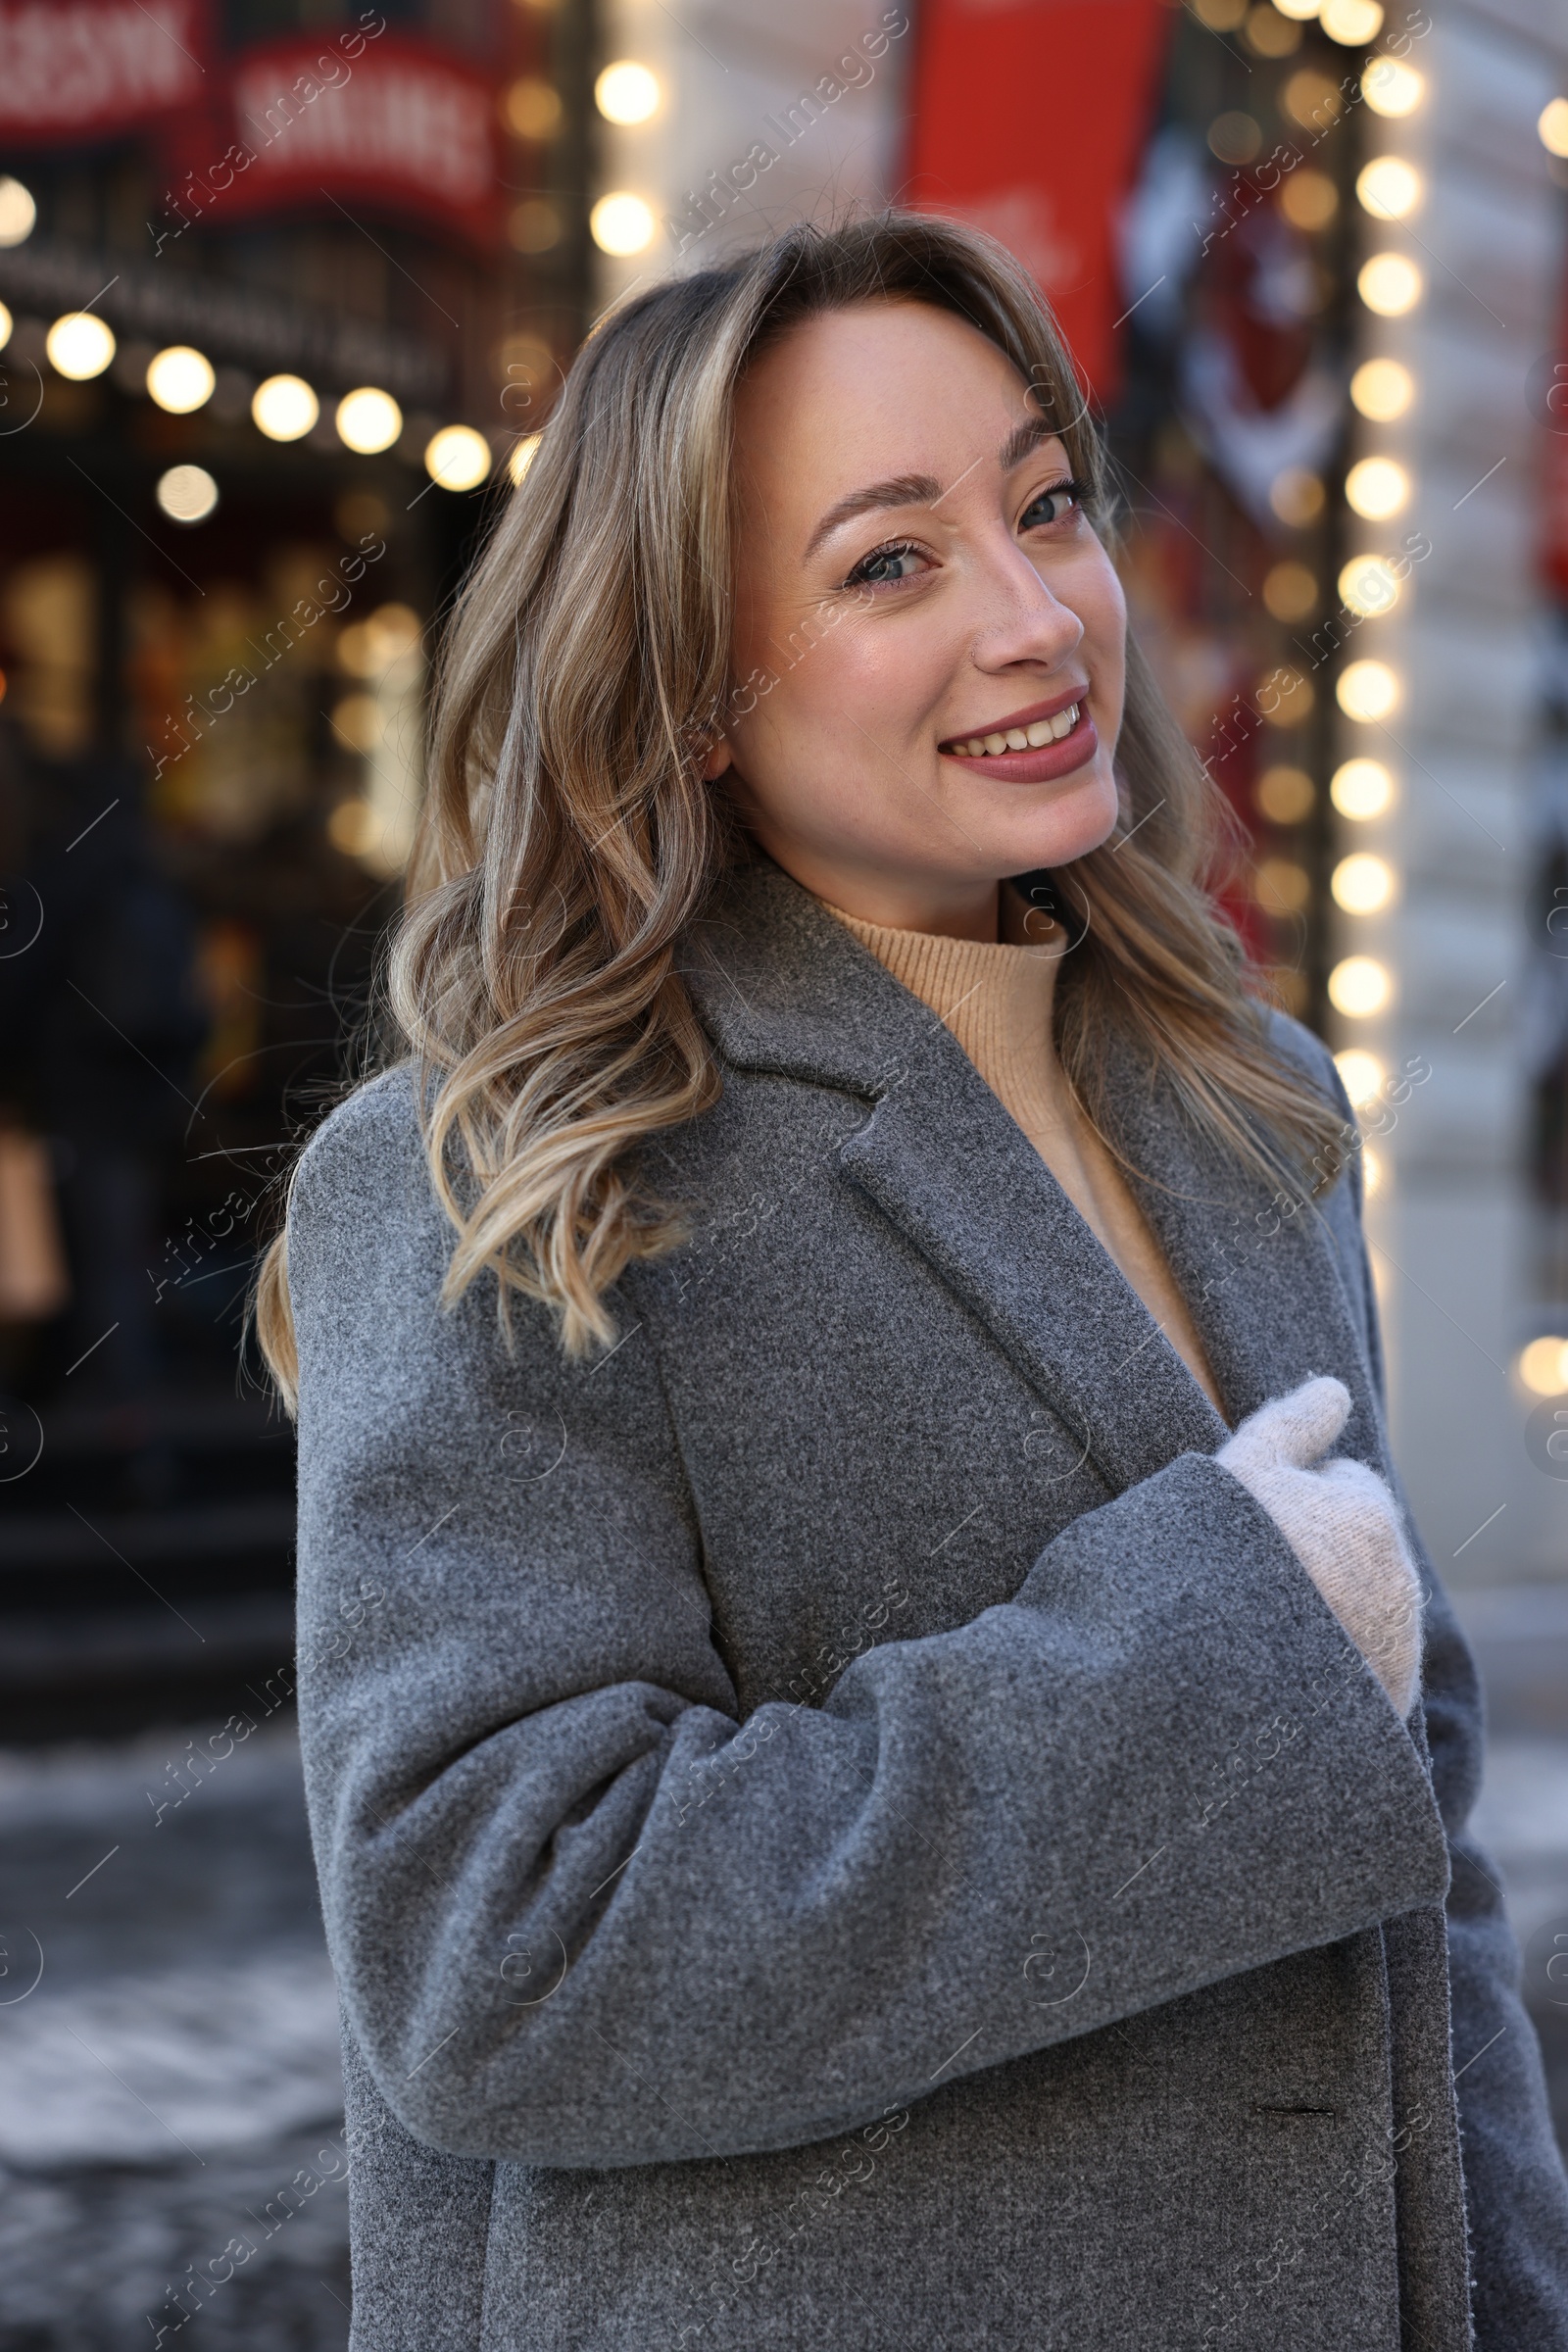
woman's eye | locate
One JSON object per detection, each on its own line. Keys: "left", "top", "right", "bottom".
{"left": 1019, "top": 481, "right": 1084, "bottom": 530}
{"left": 844, "top": 541, "right": 928, "bottom": 590}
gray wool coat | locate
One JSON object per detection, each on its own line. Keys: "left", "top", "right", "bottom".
{"left": 289, "top": 857, "right": 1568, "bottom": 2352}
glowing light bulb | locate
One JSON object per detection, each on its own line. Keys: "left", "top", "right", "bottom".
{"left": 253, "top": 373, "right": 318, "bottom": 441}
{"left": 1255, "top": 765, "right": 1314, "bottom": 825}
{"left": 156, "top": 464, "right": 219, "bottom": 522}
{"left": 0, "top": 176, "right": 35, "bottom": 247}
{"left": 503, "top": 77, "right": 563, "bottom": 139}
{"left": 146, "top": 345, "right": 215, "bottom": 414}
{"left": 1356, "top": 156, "right": 1422, "bottom": 219}
{"left": 1537, "top": 96, "right": 1568, "bottom": 157}
{"left": 47, "top": 311, "right": 115, "bottom": 379}
{"left": 1349, "top": 358, "right": 1414, "bottom": 421}
{"left": 1328, "top": 955, "right": 1393, "bottom": 1016}
{"left": 1337, "top": 661, "right": 1401, "bottom": 721}
{"left": 1335, "top": 1049, "right": 1386, "bottom": 1106}
{"left": 1345, "top": 456, "right": 1410, "bottom": 519}
{"left": 1255, "top": 857, "right": 1311, "bottom": 913}
{"left": 1320, "top": 0, "right": 1382, "bottom": 40}
{"left": 590, "top": 192, "right": 656, "bottom": 255}
{"left": 1362, "top": 57, "right": 1424, "bottom": 116}
{"left": 1338, "top": 555, "right": 1400, "bottom": 616}
{"left": 596, "top": 61, "right": 661, "bottom": 123}
{"left": 1331, "top": 758, "right": 1396, "bottom": 819}
{"left": 1358, "top": 252, "right": 1422, "bottom": 316}
{"left": 1268, "top": 466, "right": 1325, "bottom": 526}
{"left": 1519, "top": 1338, "right": 1568, "bottom": 1395}
{"left": 424, "top": 424, "right": 493, "bottom": 491}
{"left": 336, "top": 387, "right": 402, "bottom": 455}
{"left": 1332, "top": 852, "right": 1396, "bottom": 913}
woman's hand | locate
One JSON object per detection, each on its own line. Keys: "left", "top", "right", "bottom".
{"left": 1217, "top": 1377, "right": 1424, "bottom": 1718}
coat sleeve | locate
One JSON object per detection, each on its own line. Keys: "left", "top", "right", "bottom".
{"left": 290, "top": 1069, "right": 1451, "bottom": 2172}
{"left": 1317, "top": 1051, "right": 1568, "bottom": 2346}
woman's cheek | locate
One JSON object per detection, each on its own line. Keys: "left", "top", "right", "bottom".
{"left": 1081, "top": 560, "right": 1127, "bottom": 738}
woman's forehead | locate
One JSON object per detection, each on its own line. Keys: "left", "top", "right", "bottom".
{"left": 732, "top": 304, "right": 1062, "bottom": 535}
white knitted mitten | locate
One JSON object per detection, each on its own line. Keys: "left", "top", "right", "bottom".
{"left": 1216, "top": 1376, "right": 1424, "bottom": 1717}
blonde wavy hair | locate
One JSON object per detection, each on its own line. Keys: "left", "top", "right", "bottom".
{"left": 257, "top": 213, "right": 1343, "bottom": 1410}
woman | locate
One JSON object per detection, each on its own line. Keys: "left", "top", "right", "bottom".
{"left": 262, "top": 217, "right": 1568, "bottom": 2348}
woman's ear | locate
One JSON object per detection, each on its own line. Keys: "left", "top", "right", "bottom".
{"left": 701, "top": 736, "right": 734, "bottom": 783}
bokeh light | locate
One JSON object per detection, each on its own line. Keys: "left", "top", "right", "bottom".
{"left": 1255, "top": 764, "right": 1315, "bottom": 824}
{"left": 0, "top": 176, "right": 35, "bottom": 246}
{"left": 1263, "top": 562, "right": 1318, "bottom": 621}
{"left": 1269, "top": 466, "right": 1326, "bottom": 525}
{"left": 252, "top": 373, "right": 318, "bottom": 441}
{"left": 1537, "top": 96, "right": 1568, "bottom": 158}
{"left": 1337, "top": 660, "right": 1401, "bottom": 721}
{"left": 1319, "top": 0, "right": 1382, "bottom": 40}
{"left": 1254, "top": 857, "right": 1311, "bottom": 913}
{"left": 1279, "top": 170, "right": 1338, "bottom": 230}
{"left": 590, "top": 192, "right": 656, "bottom": 255}
{"left": 1328, "top": 955, "right": 1393, "bottom": 1016}
{"left": 1345, "top": 456, "right": 1411, "bottom": 518}
{"left": 1519, "top": 1338, "right": 1568, "bottom": 1396}
{"left": 336, "top": 387, "right": 403, "bottom": 455}
{"left": 596, "top": 62, "right": 661, "bottom": 123}
{"left": 1332, "top": 852, "right": 1397, "bottom": 913}
{"left": 1349, "top": 358, "right": 1414, "bottom": 420}
{"left": 1338, "top": 554, "right": 1401, "bottom": 615}
{"left": 1335, "top": 1049, "right": 1387, "bottom": 1106}
{"left": 1358, "top": 252, "right": 1423, "bottom": 316}
{"left": 1331, "top": 758, "right": 1396, "bottom": 819}
{"left": 503, "top": 78, "right": 563, "bottom": 139}
{"left": 1356, "top": 156, "right": 1422, "bottom": 219}
{"left": 146, "top": 346, "right": 215, "bottom": 415}
{"left": 47, "top": 312, "right": 115, "bottom": 380}
{"left": 425, "top": 425, "right": 493, "bottom": 492}
{"left": 156, "top": 464, "right": 219, "bottom": 523}
{"left": 1362, "top": 56, "right": 1424, "bottom": 116}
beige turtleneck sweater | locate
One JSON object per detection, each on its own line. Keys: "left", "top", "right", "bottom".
{"left": 821, "top": 895, "right": 1227, "bottom": 1421}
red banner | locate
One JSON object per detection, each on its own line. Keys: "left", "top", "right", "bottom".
{"left": 188, "top": 27, "right": 503, "bottom": 251}
{"left": 904, "top": 0, "right": 1173, "bottom": 403}
{"left": 0, "top": 0, "right": 208, "bottom": 143}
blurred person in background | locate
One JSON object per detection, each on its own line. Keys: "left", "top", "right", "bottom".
{"left": 261, "top": 218, "right": 1568, "bottom": 2350}
{"left": 0, "top": 749, "right": 201, "bottom": 1428}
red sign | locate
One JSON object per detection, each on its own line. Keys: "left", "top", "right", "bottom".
{"left": 202, "top": 28, "right": 502, "bottom": 251}
{"left": 0, "top": 0, "right": 208, "bottom": 142}
{"left": 904, "top": 0, "right": 1173, "bottom": 402}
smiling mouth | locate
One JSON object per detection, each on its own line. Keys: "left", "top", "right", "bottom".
{"left": 940, "top": 701, "right": 1084, "bottom": 759}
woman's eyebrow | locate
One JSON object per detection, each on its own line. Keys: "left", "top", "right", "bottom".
{"left": 802, "top": 472, "right": 941, "bottom": 564}
{"left": 801, "top": 416, "right": 1064, "bottom": 564}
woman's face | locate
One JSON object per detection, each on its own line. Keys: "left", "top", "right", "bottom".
{"left": 709, "top": 298, "right": 1127, "bottom": 936}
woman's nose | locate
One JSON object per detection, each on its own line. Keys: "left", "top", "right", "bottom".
{"left": 967, "top": 540, "right": 1085, "bottom": 671}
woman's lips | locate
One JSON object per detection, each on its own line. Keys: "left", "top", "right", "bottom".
{"left": 938, "top": 700, "right": 1099, "bottom": 785}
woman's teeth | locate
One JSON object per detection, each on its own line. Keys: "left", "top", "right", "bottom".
{"left": 948, "top": 704, "right": 1081, "bottom": 758}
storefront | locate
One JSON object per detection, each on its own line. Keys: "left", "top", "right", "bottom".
{"left": 0, "top": 0, "right": 575, "bottom": 1730}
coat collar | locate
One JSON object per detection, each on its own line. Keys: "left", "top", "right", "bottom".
{"left": 682, "top": 858, "right": 1385, "bottom": 1494}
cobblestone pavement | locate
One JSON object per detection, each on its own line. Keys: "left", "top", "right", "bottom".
{"left": 0, "top": 1723, "right": 349, "bottom": 2351}
{"left": 1, "top": 1642, "right": 1566, "bottom": 2348}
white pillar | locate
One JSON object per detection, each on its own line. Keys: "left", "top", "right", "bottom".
{"left": 589, "top": 0, "right": 911, "bottom": 303}
{"left": 1340, "top": 0, "right": 1568, "bottom": 1592}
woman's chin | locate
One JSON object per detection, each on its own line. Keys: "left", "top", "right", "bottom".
{"left": 985, "top": 764, "right": 1121, "bottom": 875}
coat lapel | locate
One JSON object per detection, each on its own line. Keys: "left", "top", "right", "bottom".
{"left": 683, "top": 858, "right": 1384, "bottom": 1496}
{"left": 1103, "top": 1043, "right": 1392, "bottom": 1479}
